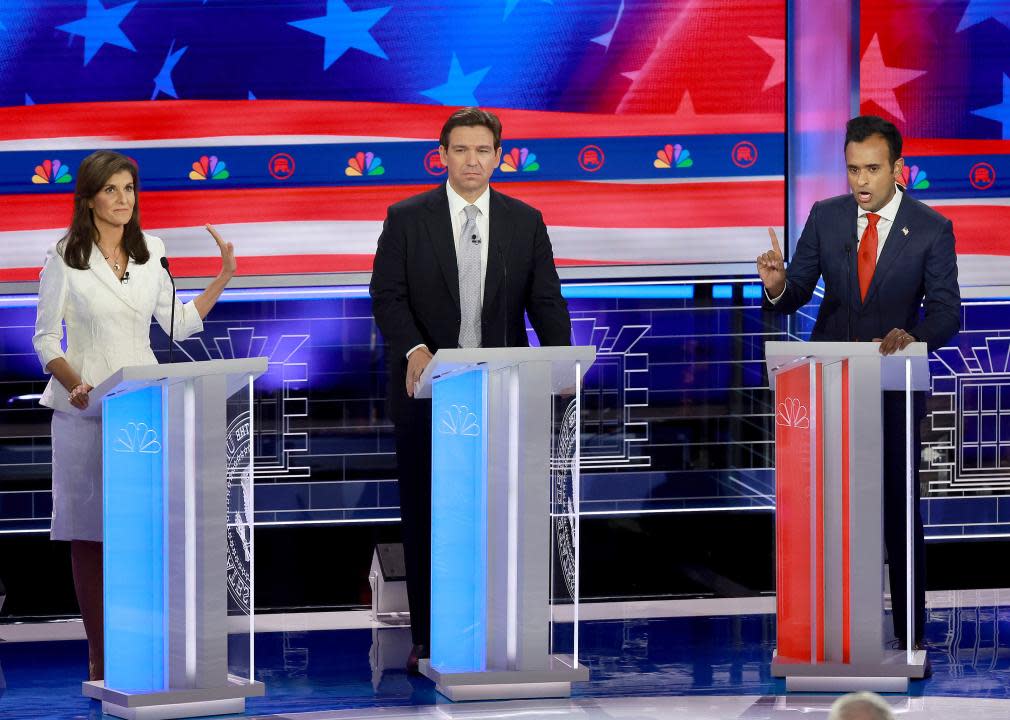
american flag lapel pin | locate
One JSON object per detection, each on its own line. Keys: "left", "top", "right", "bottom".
{"left": 902, "top": 227, "right": 909, "bottom": 236}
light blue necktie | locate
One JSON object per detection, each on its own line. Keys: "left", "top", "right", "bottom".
{"left": 457, "top": 204, "right": 482, "bottom": 348}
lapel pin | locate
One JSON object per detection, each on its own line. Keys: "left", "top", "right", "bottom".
{"left": 902, "top": 226, "right": 909, "bottom": 236}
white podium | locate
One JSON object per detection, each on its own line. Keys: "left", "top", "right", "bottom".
{"left": 415, "top": 346, "right": 595, "bottom": 701}
{"left": 765, "top": 341, "right": 929, "bottom": 692}
{"left": 79, "top": 358, "right": 267, "bottom": 719}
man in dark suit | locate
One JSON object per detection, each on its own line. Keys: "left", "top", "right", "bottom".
{"left": 757, "top": 115, "right": 960, "bottom": 657}
{"left": 369, "top": 107, "right": 571, "bottom": 672}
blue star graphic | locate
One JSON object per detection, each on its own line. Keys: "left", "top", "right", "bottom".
{"left": 957, "top": 0, "right": 1010, "bottom": 32}
{"left": 973, "top": 74, "right": 1010, "bottom": 139}
{"left": 56, "top": 0, "right": 138, "bottom": 66}
{"left": 504, "top": 0, "right": 552, "bottom": 20}
{"left": 151, "top": 41, "right": 187, "bottom": 100}
{"left": 24, "top": 93, "right": 34, "bottom": 106}
{"left": 289, "top": 0, "right": 391, "bottom": 70}
{"left": 420, "top": 54, "right": 491, "bottom": 106}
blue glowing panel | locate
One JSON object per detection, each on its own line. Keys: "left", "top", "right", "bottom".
{"left": 103, "top": 385, "right": 166, "bottom": 692}
{"left": 430, "top": 368, "right": 488, "bottom": 673}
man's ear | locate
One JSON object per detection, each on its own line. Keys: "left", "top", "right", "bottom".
{"left": 893, "top": 156, "right": 905, "bottom": 180}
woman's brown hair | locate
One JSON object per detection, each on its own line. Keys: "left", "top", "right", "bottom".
{"left": 58, "top": 150, "right": 150, "bottom": 270}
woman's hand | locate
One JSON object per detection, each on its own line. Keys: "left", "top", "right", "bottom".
{"left": 68, "top": 383, "right": 94, "bottom": 411}
{"left": 206, "top": 224, "right": 236, "bottom": 278}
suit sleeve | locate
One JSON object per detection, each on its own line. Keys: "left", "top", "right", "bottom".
{"left": 370, "top": 206, "right": 425, "bottom": 358}
{"left": 33, "top": 244, "right": 69, "bottom": 372}
{"left": 524, "top": 211, "right": 571, "bottom": 347}
{"left": 763, "top": 201, "right": 824, "bottom": 315}
{"left": 909, "top": 217, "right": 960, "bottom": 351}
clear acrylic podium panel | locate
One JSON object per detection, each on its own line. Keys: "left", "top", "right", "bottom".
{"left": 102, "top": 374, "right": 256, "bottom": 692}
{"left": 549, "top": 377, "right": 581, "bottom": 671}
{"left": 429, "top": 358, "right": 582, "bottom": 673}
{"left": 226, "top": 376, "right": 256, "bottom": 683}
{"left": 773, "top": 352, "right": 920, "bottom": 668}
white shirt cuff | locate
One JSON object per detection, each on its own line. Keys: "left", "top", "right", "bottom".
{"left": 765, "top": 282, "right": 786, "bottom": 304}
{"left": 406, "top": 343, "right": 428, "bottom": 360}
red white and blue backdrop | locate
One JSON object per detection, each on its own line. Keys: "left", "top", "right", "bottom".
{"left": 0, "top": 0, "right": 786, "bottom": 282}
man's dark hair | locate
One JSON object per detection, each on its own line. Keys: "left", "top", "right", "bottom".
{"left": 439, "top": 107, "right": 503, "bottom": 150}
{"left": 845, "top": 115, "right": 902, "bottom": 166}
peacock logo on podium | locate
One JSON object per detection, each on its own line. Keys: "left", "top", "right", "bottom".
{"left": 438, "top": 405, "right": 481, "bottom": 437}
{"left": 776, "top": 397, "right": 809, "bottom": 429}
{"left": 113, "top": 422, "right": 162, "bottom": 454}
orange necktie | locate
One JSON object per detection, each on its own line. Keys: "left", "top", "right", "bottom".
{"left": 857, "top": 213, "right": 880, "bottom": 300}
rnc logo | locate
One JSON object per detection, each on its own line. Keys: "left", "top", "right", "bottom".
{"left": 578, "top": 144, "right": 605, "bottom": 172}
{"left": 732, "top": 141, "right": 758, "bottom": 168}
{"left": 424, "top": 148, "right": 447, "bottom": 176}
{"left": 969, "top": 162, "right": 996, "bottom": 191}
{"left": 268, "top": 153, "right": 296, "bottom": 180}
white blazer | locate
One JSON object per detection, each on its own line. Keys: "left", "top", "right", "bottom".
{"left": 33, "top": 233, "right": 204, "bottom": 412}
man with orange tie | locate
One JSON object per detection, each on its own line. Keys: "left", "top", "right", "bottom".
{"left": 756, "top": 115, "right": 960, "bottom": 656}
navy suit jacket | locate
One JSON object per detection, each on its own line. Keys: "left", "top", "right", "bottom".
{"left": 370, "top": 183, "right": 572, "bottom": 421}
{"left": 764, "top": 190, "right": 960, "bottom": 351}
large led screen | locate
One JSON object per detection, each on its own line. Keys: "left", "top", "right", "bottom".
{"left": 0, "top": 0, "right": 784, "bottom": 284}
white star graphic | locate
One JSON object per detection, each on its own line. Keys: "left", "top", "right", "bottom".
{"left": 860, "top": 34, "right": 926, "bottom": 122}
{"left": 749, "top": 36, "right": 785, "bottom": 91}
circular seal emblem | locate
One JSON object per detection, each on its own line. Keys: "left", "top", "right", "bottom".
{"left": 424, "top": 148, "right": 447, "bottom": 176}
{"left": 731, "top": 140, "right": 758, "bottom": 168}
{"left": 226, "top": 411, "right": 253, "bottom": 615}
{"left": 969, "top": 161, "right": 996, "bottom": 191}
{"left": 268, "top": 152, "right": 296, "bottom": 180}
{"left": 578, "top": 144, "right": 605, "bottom": 172}
{"left": 551, "top": 399, "right": 579, "bottom": 600}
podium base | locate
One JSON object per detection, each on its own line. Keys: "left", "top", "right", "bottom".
{"left": 773, "top": 649, "right": 928, "bottom": 692}
{"left": 83, "top": 676, "right": 264, "bottom": 720}
{"left": 420, "top": 656, "right": 590, "bottom": 702}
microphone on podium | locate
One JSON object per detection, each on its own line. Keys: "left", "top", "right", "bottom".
{"left": 161, "top": 256, "right": 176, "bottom": 363}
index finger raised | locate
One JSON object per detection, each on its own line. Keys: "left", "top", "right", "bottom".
{"left": 205, "top": 224, "right": 226, "bottom": 248}
{"left": 767, "top": 227, "right": 782, "bottom": 256}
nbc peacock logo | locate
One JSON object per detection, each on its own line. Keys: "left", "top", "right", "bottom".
{"left": 499, "top": 147, "right": 539, "bottom": 173}
{"left": 899, "top": 164, "right": 929, "bottom": 190}
{"left": 654, "top": 143, "right": 692, "bottom": 169}
{"left": 189, "top": 155, "right": 230, "bottom": 181}
{"left": 345, "top": 151, "right": 385, "bottom": 176}
{"left": 32, "top": 159, "right": 72, "bottom": 184}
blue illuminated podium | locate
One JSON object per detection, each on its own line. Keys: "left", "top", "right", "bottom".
{"left": 415, "top": 346, "right": 595, "bottom": 701}
{"left": 79, "top": 358, "right": 267, "bottom": 720}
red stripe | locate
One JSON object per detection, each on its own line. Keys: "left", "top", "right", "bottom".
{"left": 0, "top": 181, "right": 786, "bottom": 232}
{"left": 0, "top": 100, "right": 783, "bottom": 142}
{"left": 929, "top": 205, "right": 1010, "bottom": 255}
{"left": 841, "top": 360, "right": 851, "bottom": 664}
{"left": 904, "top": 139, "right": 1010, "bottom": 157}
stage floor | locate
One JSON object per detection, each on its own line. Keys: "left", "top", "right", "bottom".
{"left": 1, "top": 591, "right": 1009, "bottom": 719}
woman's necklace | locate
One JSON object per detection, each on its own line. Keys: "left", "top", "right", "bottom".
{"left": 97, "top": 243, "right": 124, "bottom": 273}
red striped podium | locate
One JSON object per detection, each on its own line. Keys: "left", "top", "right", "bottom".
{"left": 765, "top": 341, "right": 930, "bottom": 692}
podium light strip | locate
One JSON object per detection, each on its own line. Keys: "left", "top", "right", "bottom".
{"left": 506, "top": 367, "right": 519, "bottom": 668}
{"left": 248, "top": 375, "right": 256, "bottom": 679}
{"left": 906, "top": 359, "right": 914, "bottom": 665}
{"left": 184, "top": 381, "right": 197, "bottom": 685}
{"left": 841, "top": 360, "right": 851, "bottom": 664}
{"left": 809, "top": 361, "right": 819, "bottom": 664}
{"left": 574, "top": 360, "right": 582, "bottom": 667}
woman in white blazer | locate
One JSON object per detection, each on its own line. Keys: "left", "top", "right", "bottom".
{"left": 32, "top": 150, "right": 236, "bottom": 681}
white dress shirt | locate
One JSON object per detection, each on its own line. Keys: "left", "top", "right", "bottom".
{"left": 768, "top": 184, "right": 904, "bottom": 303}
{"left": 407, "top": 182, "right": 492, "bottom": 358}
